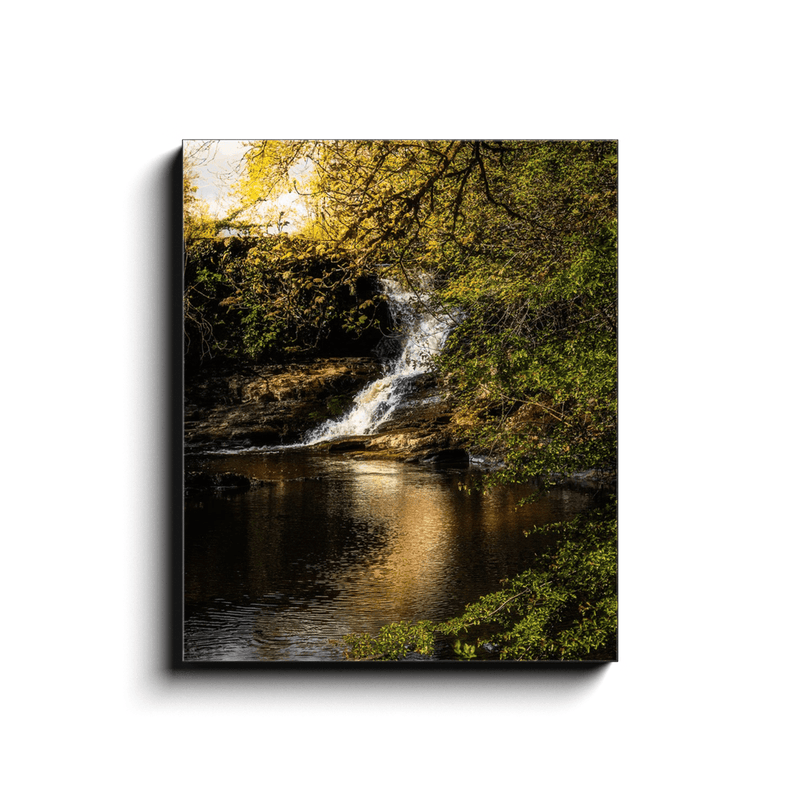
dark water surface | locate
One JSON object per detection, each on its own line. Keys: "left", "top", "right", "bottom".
{"left": 184, "top": 450, "right": 597, "bottom": 661}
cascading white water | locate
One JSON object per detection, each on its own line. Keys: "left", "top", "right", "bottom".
{"left": 303, "top": 278, "right": 454, "bottom": 444}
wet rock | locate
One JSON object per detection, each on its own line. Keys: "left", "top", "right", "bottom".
{"left": 420, "top": 449, "right": 469, "bottom": 465}
{"left": 185, "top": 471, "right": 213, "bottom": 490}
{"left": 215, "top": 472, "right": 252, "bottom": 489}
{"left": 369, "top": 432, "right": 440, "bottom": 452}
{"left": 185, "top": 358, "right": 383, "bottom": 447}
{"left": 327, "top": 438, "right": 370, "bottom": 452}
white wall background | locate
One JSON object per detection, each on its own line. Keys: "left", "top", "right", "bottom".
{"left": 3, "top": 2, "right": 797, "bottom": 797}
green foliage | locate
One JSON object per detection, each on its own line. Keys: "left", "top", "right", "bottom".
{"left": 183, "top": 232, "right": 389, "bottom": 365}
{"left": 326, "top": 395, "right": 347, "bottom": 417}
{"left": 452, "top": 640, "right": 477, "bottom": 660}
{"left": 343, "top": 620, "right": 436, "bottom": 661}
{"left": 432, "top": 142, "right": 618, "bottom": 489}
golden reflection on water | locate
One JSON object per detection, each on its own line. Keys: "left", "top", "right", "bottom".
{"left": 186, "top": 452, "right": 595, "bottom": 660}
{"left": 337, "top": 460, "right": 457, "bottom": 621}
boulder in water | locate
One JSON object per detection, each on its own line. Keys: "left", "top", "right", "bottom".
{"left": 420, "top": 449, "right": 469, "bottom": 465}
{"left": 185, "top": 471, "right": 255, "bottom": 492}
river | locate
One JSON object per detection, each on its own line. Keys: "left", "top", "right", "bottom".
{"left": 184, "top": 449, "right": 598, "bottom": 661}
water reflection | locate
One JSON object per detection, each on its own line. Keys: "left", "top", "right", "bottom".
{"left": 184, "top": 452, "right": 595, "bottom": 661}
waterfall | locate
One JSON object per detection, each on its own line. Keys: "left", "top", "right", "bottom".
{"left": 303, "top": 278, "right": 454, "bottom": 444}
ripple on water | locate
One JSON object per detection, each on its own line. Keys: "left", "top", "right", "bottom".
{"left": 183, "top": 451, "right": 599, "bottom": 661}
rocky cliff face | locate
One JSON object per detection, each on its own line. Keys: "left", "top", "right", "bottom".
{"left": 184, "top": 358, "right": 466, "bottom": 461}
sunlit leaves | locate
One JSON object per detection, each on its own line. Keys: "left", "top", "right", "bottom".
{"left": 430, "top": 142, "right": 617, "bottom": 488}
{"left": 343, "top": 620, "right": 436, "bottom": 661}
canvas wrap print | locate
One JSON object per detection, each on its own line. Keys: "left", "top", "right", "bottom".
{"left": 183, "top": 140, "right": 618, "bottom": 663}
